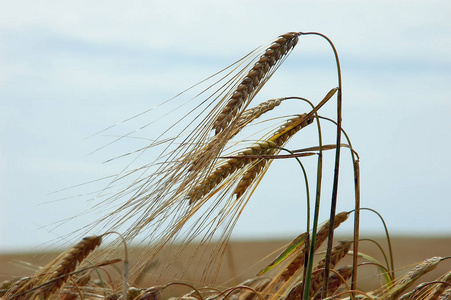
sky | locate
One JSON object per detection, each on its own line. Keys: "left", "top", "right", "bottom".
{"left": 1, "top": 0, "right": 450, "bottom": 252}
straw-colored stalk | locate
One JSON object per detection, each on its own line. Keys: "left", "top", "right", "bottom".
{"left": 213, "top": 32, "right": 299, "bottom": 135}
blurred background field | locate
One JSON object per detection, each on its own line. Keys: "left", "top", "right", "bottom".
{"left": 2, "top": 237, "right": 450, "bottom": 292}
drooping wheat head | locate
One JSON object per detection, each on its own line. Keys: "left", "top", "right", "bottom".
{"left": 379, "top": 257, "right": 442, "bottom": 300}
{"left": 5, "top": 236, "right": 102, "bottom": 299}
{"left": 212, "top": 33, "right": 299, "bottom": 135}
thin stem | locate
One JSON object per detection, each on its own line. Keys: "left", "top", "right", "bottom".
{"left": 319, "top": 115, "right": 360, "bottom": 291}
{"left": 299, "top": 31, "right": 343, "bottom": 299}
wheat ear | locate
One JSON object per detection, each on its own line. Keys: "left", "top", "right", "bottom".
{"left": 187, "top": 114, "right": 313, "bottom": 204}
{"left": 398, "top": 270, "right": 451, "bottom": 300}
{"left": 227, "top": 277, "right": 272, "bottom": 300}
{"left": 307, "top": 241, "right": 352, "bottom": 299}
{"left": 236, "top": 98, "right": 283, "bottom": 129}
{"left": 234, "top": 114, "right": 313, "bottom": 198}
{"left": 313, "top": 265, "right": 352, "bottom": 300}
{"left": 213, "top": 32, "right": 299, "bottom": 135}
{"left": 278, "top": 211, "right": 349, "bottom": 283}
{"left": 383, "top": 257, "right": 442, "bottom": 300}
{"left": 429, "top": 271, "right": 451, "bottom": 300}
{"left": 188, "top": 98, "right": 284, "bottom": 173}
{"left": 284, "top": 241, "right": 351, "bottom": 300}
{"left": 35, "top": 236, "right": 102, "bottom": 299}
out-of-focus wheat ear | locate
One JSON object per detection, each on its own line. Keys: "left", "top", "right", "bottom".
{"left": 399, "top": 270, "right": 451, "bottom": 300}
{"left": 213, "top": 32, "right": 299, "bottom": 135}
{"left": 313, "top": 265, "right": 352, "bottom": 300}
{"left": 37, "top": 236, "right": 102, "bottom": 299}
{"left": 4, "top": 277, "right": 33, "bottom": 299}
{"left": 278, "top": 212, "right": 349, "bottom": 283}
{"left": 234, "top": 113, "right": 314, "bottom": 199}
{"left": 383, "top": 257, "right": 442, "bottom": 300}
{"left": 429, "top": 271, "right": 451, "bottom": 300}
{"left": 308, "top": 241, "right": 352, "bottom": 299}
{"left": 60, "top": 273, "right": 92, "bottom": 300}
{"left": 227, "top": 277, "right": 272, "bottom": 300}
{"left": 438, "top": 288, "right": 451, "bottom": 300}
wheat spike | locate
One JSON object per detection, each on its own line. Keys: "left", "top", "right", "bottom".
{"left": 382, "top": 257, "right": 442, "bottom": 300}
{"left": 430, "top": 271, "right": 451, "bottom": 300}
{"left": 234, "top": 113, "right": 313, "bottom": 198}
{"left": 308, "top": 241, "right": 352, "bottom": 299}
{"left": 313, "top": 265, "right": 352, "bottom": 300}
{"left": 236, "top": 98, "right": 283, "bottom": 129}
{"left": 5, "top": 236, "right": 102, "bottom": 299}
{"left": 398, "top": 270, "right": 451, "bottom": 300}
{"left": 188, "top": 98, "right": 283, "bottom": 174}
{"left": 227, "top": 277, "right": 272, "bottom": 300}
{"left": 278, "top": 211, "right": 349, "bottom": 283}
{"left": 213, "top": 32, "right": 299, "bottom": 135}
{"left": 284, "top": 241, "right": 351, "bottom": 300}
{"left": 39, "top": 236, "right": 102, "bottom": 298}
{"left": 187, "top": 114, "right": 313, "bottom": 204}
{"left": 439, "top": 288, "right": 451, "bottom": 300}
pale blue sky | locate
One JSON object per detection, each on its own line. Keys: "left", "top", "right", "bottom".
{"left": 1, "top": 0, "right": 450, "bottom": 252}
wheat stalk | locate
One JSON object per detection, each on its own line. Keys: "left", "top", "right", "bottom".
{"left": 212, "top": 32, "right": 299, "bottom": 135}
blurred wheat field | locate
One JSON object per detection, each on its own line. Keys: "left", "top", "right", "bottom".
{"left": 2, "top": 237, "right": 450, "bottom": 296}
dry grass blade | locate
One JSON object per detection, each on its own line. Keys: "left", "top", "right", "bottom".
{"left": 5, "top": 236, "right": 102, "bottom": 299}
{"left": 213, "top": 32, "right": 299, "bottom": 135}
